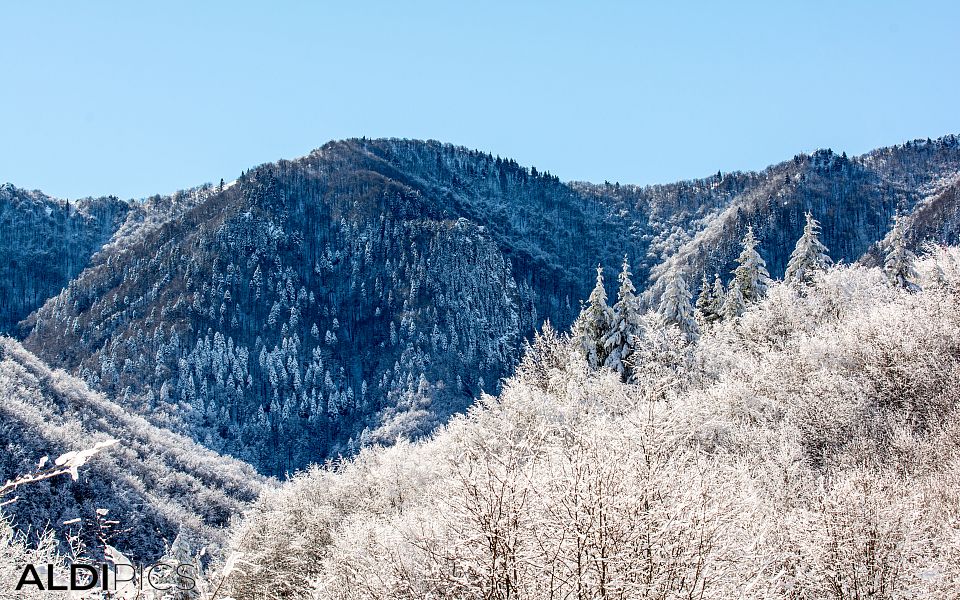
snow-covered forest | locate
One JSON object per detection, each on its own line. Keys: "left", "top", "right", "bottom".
{"left": 0, "top": 338, "right": 268, "bottom": 562}
{"left": 214, "top": 241, "right": 960, "bottom": 599}
{"left": 8, "top": 136, "right": 960, "bottom": 479}
{"left": 3, "top": 135, "right": 960, "bottom": 598}
{"left": 0, "top": 184, "right": 130, "bottom": 333}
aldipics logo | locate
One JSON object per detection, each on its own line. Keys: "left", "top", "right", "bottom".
{"left": 15, "top": 561, "right": 197, "bottom": 594}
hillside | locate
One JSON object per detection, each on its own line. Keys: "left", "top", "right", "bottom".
{"left": 14, "top": 135, "right": 960, "bottom": 477}
{"left": 644, "top": 136, "right": 960, "bottom": 299}
{"left": 216, "top": 248, "right": 960, "bottom": 599}
{"left": 18, "top": 140, "right": 640, "bottom": 476}
{"left": 862, "top": 176, "right": 960, "bottom": 267}
{"left": 0, "top": 184, "right": 130, "bottom": 334}
{"left": 0, "top": 181, "right": 241, "bottom": 337}
{"left": 0, "top": 337, "right": 270, "bottom": 563}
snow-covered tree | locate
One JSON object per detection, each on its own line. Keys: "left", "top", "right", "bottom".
{"left": 695, "top": 274, "right": 723, "bottom": 325}
{"left": 709, "top": 275, "right": 725, "bottom": 319}
{"left": 784, "top": 212, "right": 831, "bottom": 286}
{"left": 694, "top": 275, "right": 712, "bottom": 322}
{"left": 603, "top": 256, "right": 644, "bottom": 379}
{"left": 571, "top": 265, "right": 613, "bottom": 369}
{"left": 721, "top": 279, "right": 746, "bottom": 319}
{"left": 884, "top": 215, "right": 920, "bottom": 292}
{"left": 659, "top": 269, "right": 698, "bottom": 338}
{"left": 731, "top": 226, "right": 771, "bottom": 303}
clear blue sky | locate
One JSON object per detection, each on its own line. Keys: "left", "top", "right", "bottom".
{"left": 2, "top": 1, "right": 959, "bottom": 200}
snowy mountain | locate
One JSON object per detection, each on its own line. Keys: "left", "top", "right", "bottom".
{"left": 642, "top": 137, "right": 960, "bottom": 299}
{"left": 0, "top": 181, "right": 245, "bottom": 336}
{"left": 0, "top": 337, "right": 269, "bottom": 562}
{"left": 15, "top": 140, "right": 637, "bottom": 476}
{"left": 0, "top": 184, "right": 130, "bottom": 334}
{"left": 862, "top": 176, "right": 960, "bottom": 267}
{"left": 7, "top": 135, "right": 960, "bottom": 477}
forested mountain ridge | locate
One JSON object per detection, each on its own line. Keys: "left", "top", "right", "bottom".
{"left": 0, "top": 337, "right": 269, "bottom": 563}
{"left": 0, "top": 184, "right": 130, "bottom": 334}
{"left": 19, "top": 139, "right": 650, "bottom": 476}
{"left": 644, "top": 135, "right": 960, "bottom": 299}
{"left": 12, "top": 134, "right": 960, "bottom": 477}
{"left": 0, "top": 181, "right": 229, "bottom": 336}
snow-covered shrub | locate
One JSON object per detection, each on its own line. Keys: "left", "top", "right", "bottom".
{"left": 0, "top": 519, "right": 69, "bottom": 600}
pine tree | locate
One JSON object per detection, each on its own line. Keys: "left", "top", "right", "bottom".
{"left": 731, "top": 226, "right": 771, "bottom": 303}
{"left": 660, "top": 269, "right": 698, "bottom": 338}
{"left": 784, "top": 212, "right": 831, "bottom": 286}
{"left": 884, "top": 215, "right": 920, "bottom": 292}
{"left": 603, "top": 256, "right": 643, "bottom": 380}
{"left": 571, "top": 265, "right": 614, "bottom": 369}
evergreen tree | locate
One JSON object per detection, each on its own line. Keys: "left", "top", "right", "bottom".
{"left": 921, "top": 241, "right": 948, "bottom": 290}
{"left": 695, "top": 274, "right": 724, "bottom": 325}
{"left": 695, "top": 274, "right": 714, "bottom": 325}
{"left": 731, "top": 226, "right": 771, "bottom": 303}
{"left": 709, "top": 274, "right": 725, "bottom": 321}
{"left": 784, "top": 212, "right": 831, "bottom": 286}
{"left": 571, "top": 265, "right": 613, "bottom": 369}
{"left": 884, "top": 215, "right": 920, "bottom": 292}
{"left": 603, "top": 256, "right": 643, "bottom": 380}
{"left": 721, "top": 279, "right": 746, "bottom": 319}
{"left": 660, "top": 269, "right": 698, "bottom": 338}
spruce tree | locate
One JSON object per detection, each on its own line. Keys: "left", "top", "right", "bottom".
{"left": 784, "top": 212, "right": 831, "bottom": 286}
{"left": 721, "top": 279, "right": 746, "bottom": 319}
{"left": 660, "top": 269, "right": 698, "bottom": 338}
{"left": 731, "top": 226, "right": 771, "bottom": 303}
{"left": 603, "top": 256, "right": 643, "bottom": 380}
{"left": 696, "top": 273, "right": 725, "bottom": 324}
{"left": 695, "top": 274, "right": 715, "bottom": 325}
{"left": 884, "top": 215, "right": 920, "bottom": 292}
{"left": 709, "top": 274, "right": 725, "bottom": 321}
{"left": 571, "top": 265, "right": 613, "bottom": 369}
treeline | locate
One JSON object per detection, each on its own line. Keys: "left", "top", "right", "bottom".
{"left": 574, "top": 211, "right": 921, "bottom": 384}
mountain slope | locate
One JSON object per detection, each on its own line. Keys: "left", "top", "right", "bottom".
{"left": 0, "top": 184, "right": 130, "bottom": 334}
{"left": 644, "top": 136, "right": 960, "bottom": 299}
{"left": 861, "top": 175, "right": 960, "bottom": 267}
{"left": 17, "top": 135, "right": 960, "bottom": 477}
{"left": 20, "top": 140, "right": 646, "bottom": 476}
{"left": 0, "top": 337, "right": 269, "bottom": 562}
{"left": 0, "top": 181, "right": 238, "bottom": 337}
{"left": 217, "top": 250, "right": 960, "bottom": 599}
